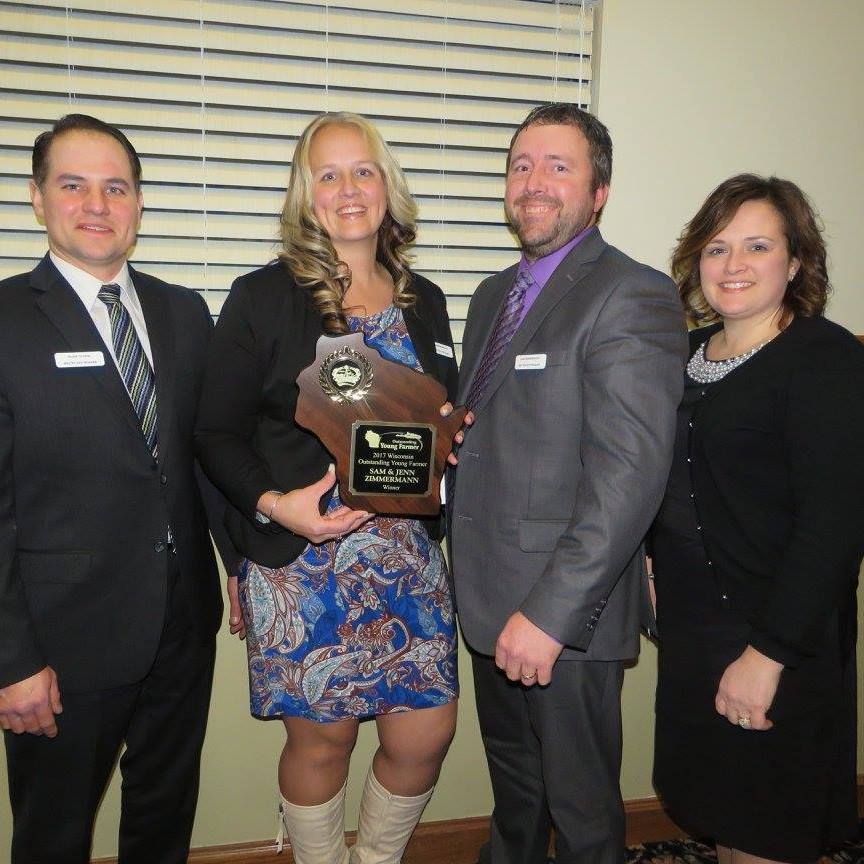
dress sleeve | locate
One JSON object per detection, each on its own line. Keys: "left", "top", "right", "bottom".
{"left": 748, "top": 338, "right": 864, "bottom": 666}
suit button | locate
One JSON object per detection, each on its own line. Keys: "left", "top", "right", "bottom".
{"left": 154, "top": 541, "right": 166, "bottom": 552}
{"left": 160, "top": 474, "right": 168, "bottom": 485}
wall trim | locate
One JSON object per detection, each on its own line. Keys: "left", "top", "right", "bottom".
{"left": 92, "top": 775, "right": 864, "bottom": 863}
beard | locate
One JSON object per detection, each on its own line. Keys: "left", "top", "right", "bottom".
{"left": 506, "top": 194, "right": 596, "bottom": 260}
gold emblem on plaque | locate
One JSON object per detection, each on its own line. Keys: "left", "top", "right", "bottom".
{"left": 319, "top": 346, "right": 374, "bottom": 404}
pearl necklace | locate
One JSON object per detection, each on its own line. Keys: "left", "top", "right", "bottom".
{"left": 686, "top": 339, "right": 770, "bottom": 384}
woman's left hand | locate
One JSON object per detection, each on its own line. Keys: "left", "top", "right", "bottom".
{"left": 715, "top": 645, "right": 783, "bottom": 730}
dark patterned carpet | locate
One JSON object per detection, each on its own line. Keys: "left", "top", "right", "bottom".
{"left": 621, "top": 823, "right": 864, "bottom": 863}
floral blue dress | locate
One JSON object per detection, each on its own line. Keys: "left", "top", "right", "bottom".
{"left": 238, "top": 306, "right": 458, "bottom": 722}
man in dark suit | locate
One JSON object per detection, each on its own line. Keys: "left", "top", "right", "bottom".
{"left": 448, "top": 104, "right": 687, "bottom": 863}
{"left": 0, "top": 114, "right": 224, "bottom": 864}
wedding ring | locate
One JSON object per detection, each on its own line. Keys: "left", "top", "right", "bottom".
{"left": 738, "top": 715, "right": 751, "bottom": 729}
{"left": 521, "top": 671, "right": 537, "bottom": 681}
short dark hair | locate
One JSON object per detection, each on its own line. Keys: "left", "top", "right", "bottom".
{"left": 32, "top": 114, "right": 142, "bottom": 189}
{"left": 671, "top": 174, "right": 831, "bottom": 329}
{"left": 506, "top": 103, "right": 613, "bottom": 192}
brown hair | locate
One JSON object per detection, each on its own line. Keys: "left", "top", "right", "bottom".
{"left": 671, "top": 174, "right": 830, "bottom": 328}
{"left": 32, "top": 114, "right": 142, "bottom": 190}
{"left": 507, "top": 102, "right": 612, "bottom": 192}
{"left": 279, "top": 112, "right": 417, "bottom": 334}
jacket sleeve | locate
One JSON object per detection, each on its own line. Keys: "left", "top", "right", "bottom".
{"left": 430, "top": 280, "right": 460, "bottom": 402}
{"left": 194, "top": 275, "right": 285, "bottom": 532}
{"left": 519, "top": 268, "right": 687, "bottom": 647}
{"left": 0, "top": 373, "right": 46, "bottom": 688}
{"left": 747, "top": 338, "right": 864, "bottom": 666}
{"left": 188, "top": 291, "right": 242, "bottom": 575}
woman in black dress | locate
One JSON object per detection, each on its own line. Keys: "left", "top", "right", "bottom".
{"left": 652, "top": 174, "right": 864, "bottom": 864}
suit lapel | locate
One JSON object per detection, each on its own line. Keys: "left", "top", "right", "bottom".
{"left": 470, "top": 229, "right": 608, "bottom": 415}
{"left": 132, "top": 266, "right": 174, "bottom": 468}
{"left": 30, "top": 255, "right": 144, "bottom": 442}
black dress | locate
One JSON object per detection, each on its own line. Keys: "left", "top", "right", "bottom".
{"left": 652, "top": 322, "right": 861, "bottom": 863}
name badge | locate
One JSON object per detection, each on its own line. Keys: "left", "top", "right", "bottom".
{"left": 514, "top": 353, "right": 547, "bottom": 371}
{"left": 435, "top": 342, "right": 455, "bottom": 358}
{"left": 55, "top": 351, "right": 105, "bottom": 369}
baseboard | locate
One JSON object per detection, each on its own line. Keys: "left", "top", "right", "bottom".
{"left": 91, "top": 776, "right": 864, "bottom": 863}
{"left": 89, "top": 803, "right": 682, "bottom": 863}
{"left": 623, "top": 795, "right": 687, "bottom": 845}
{"left": 91, "top": 816, "right": 490, "bottom": 864}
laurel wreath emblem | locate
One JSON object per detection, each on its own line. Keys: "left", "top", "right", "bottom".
{"left": 318, "top": 346, "right": 374, "bottom": 404}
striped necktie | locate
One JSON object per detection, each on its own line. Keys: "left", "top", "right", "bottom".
{"left": 98, "top": 283, "right": 159, "bottom": 458}
{"left": 465, "top": 269, "right": 532, "bottom": 410}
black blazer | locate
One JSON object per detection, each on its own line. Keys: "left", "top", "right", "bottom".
{"left": 195, "top": 261, "right": 459, "bottom": 568}
{"left": 684, "top": 316, "right": 864, "bottom": 666}
{"left": 0, "top": 256, "right": 223, "bottom": 691}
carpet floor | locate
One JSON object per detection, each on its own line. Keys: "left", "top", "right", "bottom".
{"left": 622, "top": 823, "right": 864, "bottom": 863}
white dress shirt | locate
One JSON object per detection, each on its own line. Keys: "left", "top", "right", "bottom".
{"left": 51, "top": 254, "right": 174, "bottom": 542}
{"left": 50, "top": 252, "right": 155, "bottom": 372}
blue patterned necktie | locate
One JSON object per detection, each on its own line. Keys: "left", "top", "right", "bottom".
{"left": 466, "top": 269, "right": 532, "bottom": 410}
{"left": 98, "top": 283, "right": 159, "bottom": 458}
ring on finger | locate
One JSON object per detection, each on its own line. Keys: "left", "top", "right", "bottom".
{"left": 737, "top": 714, "right": 752, "bottom": 729}
{"left": 521, "top": 671, "right": 537, "bottom": 681}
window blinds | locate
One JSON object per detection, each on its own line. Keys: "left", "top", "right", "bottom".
{"left": 0, "top": 0, "right": 594, "bottom": 344}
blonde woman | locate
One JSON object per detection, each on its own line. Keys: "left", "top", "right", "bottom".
{"left": 196, "top": 113, "right": 459, "bottom": 863}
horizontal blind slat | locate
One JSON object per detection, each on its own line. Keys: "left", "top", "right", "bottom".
{"left": 1, "top": 7, "right": 592, "bottom": 69}
{"left": 2, "top": 0, "right": 592, "bottom": 53}
{"left": 1, "top": 0, "right": 592, "bottom": 346}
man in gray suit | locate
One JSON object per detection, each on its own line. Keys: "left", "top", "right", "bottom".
{"left": 447, "top": 104, "right": 686, "bottom": 863}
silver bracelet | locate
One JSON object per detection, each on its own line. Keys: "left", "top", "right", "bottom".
{"left": 254, "top": 490, "right": 285, "bottom": 525}
{"left": 267, "top": 491, "right": 286, "bottom": 521}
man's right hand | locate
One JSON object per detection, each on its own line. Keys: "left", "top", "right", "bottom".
{"left": 440, "top": 402, "right": 475, "bottom": 466}
{"left": 0, "top": 667, "right": 62, "bottom": 737}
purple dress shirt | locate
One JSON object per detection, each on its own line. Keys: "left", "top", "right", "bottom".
{"left": 514, "top": 224, "right": 596, "bottom": 327}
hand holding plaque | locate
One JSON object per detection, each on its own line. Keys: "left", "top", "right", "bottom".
{"left": 295, "top": 334, "right": 466, "bottom": 515}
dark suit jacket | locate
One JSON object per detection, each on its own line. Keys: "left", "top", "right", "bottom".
{"left": 449, "top": 228, "right": 687, "bottom": 661}
{"left": 673, "top": 317, "right": 864, "bottom": 667}
{"left": 0, "top": 256, "right": 223, "bottom": 692}
{"left": 195, "top": 261, "right": 459, "bottom": 568}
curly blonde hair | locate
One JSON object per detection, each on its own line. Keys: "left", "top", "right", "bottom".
{"left": 279, "top": 112, "right": 418, "bottom": 333}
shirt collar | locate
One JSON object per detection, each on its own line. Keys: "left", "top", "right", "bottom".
{"left": 517, "top": 224, "right": 597, "bottom": 290}
{"left": 49, "top": 252, "right": 133, "bottom": 311}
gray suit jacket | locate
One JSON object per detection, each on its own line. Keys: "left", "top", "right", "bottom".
{"left": 449, "top": 228, "right": 686, "bottom": 661}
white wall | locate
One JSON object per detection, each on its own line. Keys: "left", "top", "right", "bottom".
{"left": 596, "top": 0, "right": 864, "bottom": 798}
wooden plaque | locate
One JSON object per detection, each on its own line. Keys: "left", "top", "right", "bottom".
{"left": 295, "top": 333, "right": 466, "bottom": 515}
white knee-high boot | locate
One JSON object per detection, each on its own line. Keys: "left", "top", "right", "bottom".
{"left": 276, "top": 782, "right": 350, "bottom": 864}
{"left": 349, "top": 769, "right": 434, "bottom": 864}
